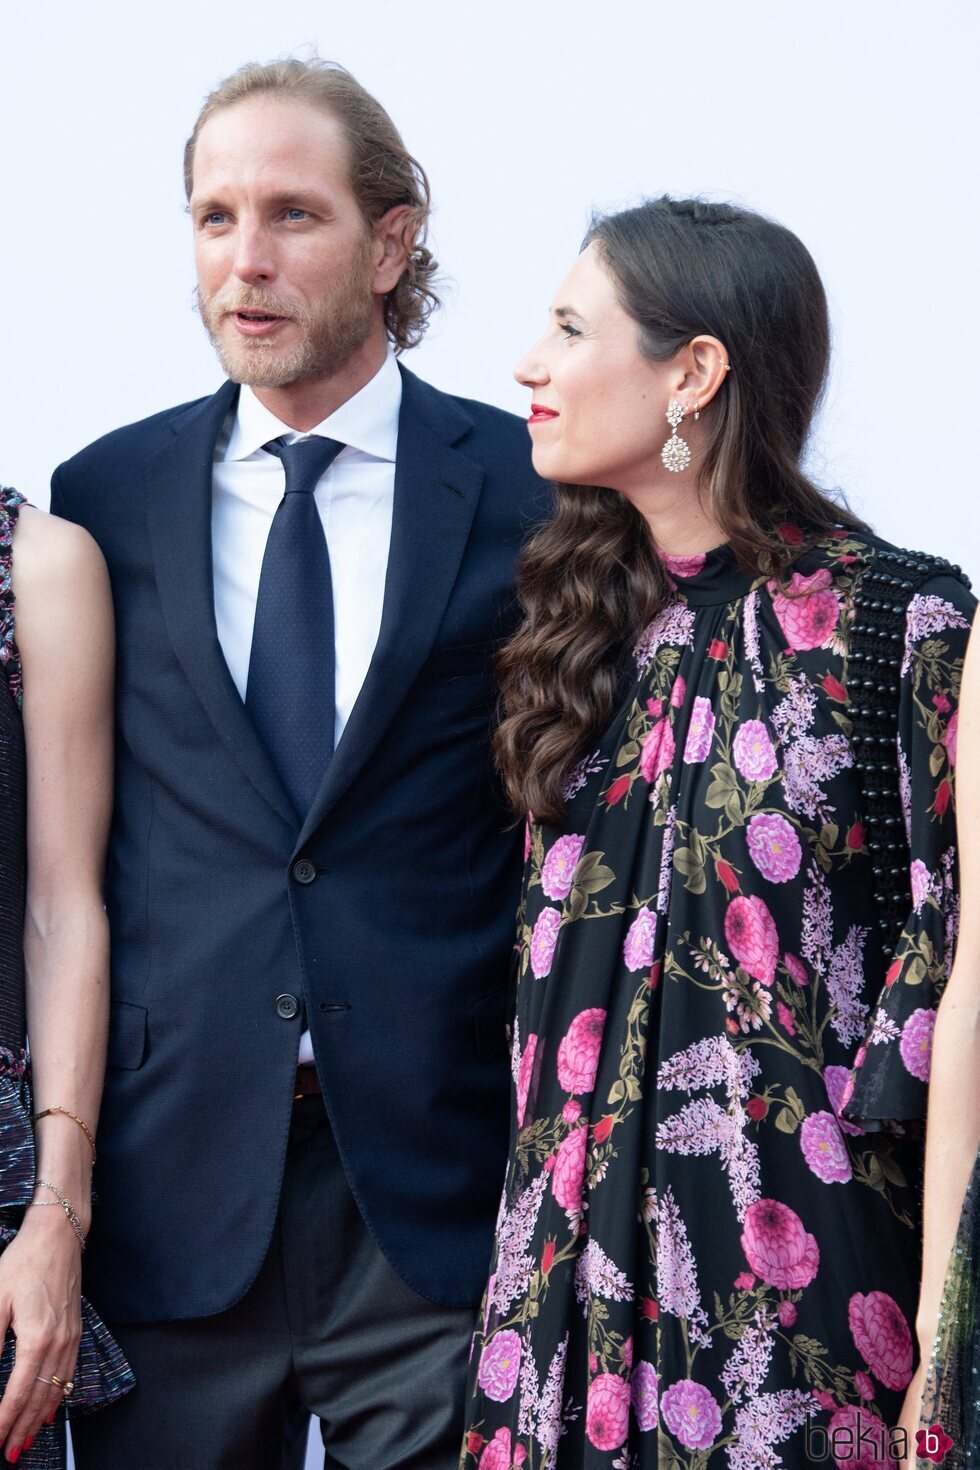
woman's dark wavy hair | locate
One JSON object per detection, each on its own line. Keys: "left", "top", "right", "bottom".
{"left": 495, "top": 196, "right": 867, "bottom": 822}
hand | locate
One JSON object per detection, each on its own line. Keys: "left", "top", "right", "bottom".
{"left": 0, "top": 1206, "right": 82, "bottom": 1460}
{"left": 897, "top": 1361, "right": 927, "bottom": 1470}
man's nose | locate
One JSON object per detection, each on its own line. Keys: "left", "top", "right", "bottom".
{"left": 232, "top": 224, "right": 276, "bottom": 285}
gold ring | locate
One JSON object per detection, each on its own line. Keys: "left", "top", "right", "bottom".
{"left": 50, "top": 1375, "right": 65, "bottom": 1389}
{"left": 35, "top": 1375, "right": 54, "bottom": 1386}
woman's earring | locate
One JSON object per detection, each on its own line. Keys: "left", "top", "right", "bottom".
{"left": 661, "top": 400, "right": 691, "bottom": 473}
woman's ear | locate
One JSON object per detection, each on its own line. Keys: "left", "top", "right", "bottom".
{"left": 674, "top": 335, "right": 731, "bottom": 414}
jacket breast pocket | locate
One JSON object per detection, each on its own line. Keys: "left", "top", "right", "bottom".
{"left": 107, "top": 1001, "right": 148, "bottom": 1070}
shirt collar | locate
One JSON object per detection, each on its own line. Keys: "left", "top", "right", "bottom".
{"left": 221, "top": 350, "right": 402, "bottom": 464}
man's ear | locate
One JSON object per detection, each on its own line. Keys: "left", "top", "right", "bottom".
{"left": 372, "top": 205, "right": 416, "bottom": 295}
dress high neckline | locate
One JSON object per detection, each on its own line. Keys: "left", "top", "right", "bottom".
{"left": 661, "top": 542, "right": 758, "bottom": 606}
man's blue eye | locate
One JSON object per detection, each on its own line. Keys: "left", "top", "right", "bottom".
{"left": 286, "top": 209, "right": 308, "bottom": 221}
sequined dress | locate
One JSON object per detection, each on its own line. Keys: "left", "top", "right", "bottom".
{"left": 461, "top": 533, "right": 974, "bottom": 1470}
{"left": 0, "top": 489, "right": 133, "bottom": 1468}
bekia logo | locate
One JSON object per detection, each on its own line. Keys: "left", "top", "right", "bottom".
{"left": 916, "top": 1424, "right": 954, "bottom": 1464}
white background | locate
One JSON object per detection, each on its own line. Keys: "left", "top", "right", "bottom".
{"left": 0, "top": 1, "right": 976, "bottom": 1465}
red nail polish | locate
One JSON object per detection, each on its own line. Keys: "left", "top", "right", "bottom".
{"left": 21, "top": 1438, "right": 32, "bottom": 1451}
{"left": 47, "top": 1409, "right": 57, "bottom": 1424}
{"left": 7, "top": 1448, "right": 21, "bottom": 1464}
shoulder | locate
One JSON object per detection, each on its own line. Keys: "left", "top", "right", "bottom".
{"left": 53, "top": 392, "right": 216, "bottom": 489}
{"left": 12, "top": 504, "right": 109, "bottom": 600}
{"left": 793, "top": 529, "right": 975, "bottom": 614}
{"left": 400, "top": 365, "right": 533, "bottom": 458}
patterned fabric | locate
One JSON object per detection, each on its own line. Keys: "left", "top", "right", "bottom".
{"left": 0, "top": 489, "right": 134, "bottom": 1463}
{"left": 462, "top": 533, "right": 975, "bottom": 1470}
{"left": 920, "top": 1147, "right": 980, "bottom": 1470}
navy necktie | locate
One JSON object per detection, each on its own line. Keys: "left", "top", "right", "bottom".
{"left": 245, "top": 435, "right": 345, "bottom": 818}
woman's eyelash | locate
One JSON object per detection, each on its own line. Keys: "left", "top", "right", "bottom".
{"left": 560, "top": 322, "right": 581, "bottom": 338}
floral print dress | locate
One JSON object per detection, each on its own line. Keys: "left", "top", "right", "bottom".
{"left": 461, "top": 534, "right": 974, "bottom": 1470}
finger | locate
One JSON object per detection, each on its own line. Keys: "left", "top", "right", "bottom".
{"left": 5, "top": 1342, "right": 75, "bottom": 1458}
{"left": 0, "top": 1339, "right": 47, "bottom": 1454}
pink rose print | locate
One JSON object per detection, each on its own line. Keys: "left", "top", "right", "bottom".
{"left": 478, "top": 1427, "right": 512, "bottom": 1470}
{"left": 732, "top": 720, "right": 779, "bottom": 782}
{"left": 828, "top": 1404, "right": 888, "bottom": 1469}
{"left": 900, "top": 1007, "right": 935, "bottom": 1083}
{"left": 855, "top": 1370, "right": 875, "bottom": 1401}
{"left": 777, "top": 1001, "right": 796, "bottom": 1035}
{"left": 770, "top": 567, "right": 841, "bottom": 651}
{"left": 944, "top": 709, "right": 959, "bottom": 767}
{"left": 552, "top": 1125, "right": 588, "bottom": 1211}
{"left": 800, "top": 1112, "right": 852, "bottom": 1184}
{"left": 778, "top": 1299, "right": 798, "bottom": 1328}
{"left": 746, "top": 813, "right": 803, "bottom": 883}
{"left": 477, "top": 1329, "right": 522, "bottom": 1402}
{"left": 624, "top": 907, "right": 657, "bottom": 972}
{"left": 910, "top": 858, "right": 931, "bottom": 912}
{"left": 660, "top": 1379, "right": 723, "bottom": 1450}
{"left": 823, "top": 1064, "right": 865, "bottom": 1137}
{"left": 585, "top": 1372, "right": 630, "bottom": 1451}
{"left": 683, "top": 696, "right": 716, "bottom": 765}
{"left": 813, "top": 1389, "right": 835, "bottom": 1412}
{"left": 632, "top": 1359, "right": 659, "bottom": 1432}
{"left": 849, "top": 1291, "right": 913, "bottom": 1390}
{"left": 515, "top": 1034, "right": 538, "bottom": 1128}
{"left": 641, "top": 718, "right": 675, "bottom": 784}
{"left": 663, "top": 553, "right": 707, "bottom": 579}
{"left": 530, "top": 906, "right": 562, "bottom": 979}
{"left": 541, "top": 834, "right": 587, "bottom": 901}
{"left": 734, "top": 1271, "right": 756, "bottom": 1291}
{"left": 741, "top": 1199, "right": 820, "bottom": 1289}
{"left": 784, "top": 953, "right": 809, "bottom": 985}
{"left": 725, "top": 896, "right": 779, "bottom": 986}
{"left": 671, "top": 675, "right": 687, "bottom": 708}
{"left": 523, "top": 821, "right": 531, "bottom": 863}
{"left": 557, "top": 1008, "right": 606, "bottom": 1095}
{"left": 562, "top": 1099, "right": 582, "bottom": 1124}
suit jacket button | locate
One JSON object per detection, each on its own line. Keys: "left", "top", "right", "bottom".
{"left": 276, "top": 993, "right": 299, "bottom": 1020}
{"left": 292, "top": 859, "right": 316, "bottom": 885}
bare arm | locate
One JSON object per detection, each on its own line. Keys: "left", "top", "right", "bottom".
{"left": 0, "top": 504, "right": 114, "bottom": 1459}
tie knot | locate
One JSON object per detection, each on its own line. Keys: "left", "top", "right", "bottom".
{"left": 264, "top": 435, "right": 346, "bottom": 496}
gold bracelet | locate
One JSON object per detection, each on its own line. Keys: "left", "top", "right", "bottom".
{"left": 30, "top": 1179, "right": 86, "bottom": 1252}
{"left": 31, "top": 1106, "right": 96, "bottom": 1163}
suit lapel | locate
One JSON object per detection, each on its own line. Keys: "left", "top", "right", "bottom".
{"left": 144, "top": 381, "right": 297, "bottom": 829}
{"left": 296, "top": 368, "right": 484, "bottom": 848}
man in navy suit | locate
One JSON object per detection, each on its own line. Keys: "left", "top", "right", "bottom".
{"left": 52, "top": 58, "right": 543, "bottom": 1470}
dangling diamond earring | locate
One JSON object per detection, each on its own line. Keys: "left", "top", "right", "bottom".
{"left": 661, "top": 400, "right": 691, "bottom": 473}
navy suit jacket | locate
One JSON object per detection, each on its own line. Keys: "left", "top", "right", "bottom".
{"left": 51, "top": 365, "right": 546, "bottom": 1322}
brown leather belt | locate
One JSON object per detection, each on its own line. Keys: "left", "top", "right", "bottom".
{"left": 294, "top": 1065, "right": 322, "bottom": 1099}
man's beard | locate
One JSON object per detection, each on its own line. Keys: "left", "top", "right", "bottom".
{"left": 198, "top": 246, "right": 377, "bottom": 389}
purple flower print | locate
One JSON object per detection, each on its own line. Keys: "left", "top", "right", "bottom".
{"left": 624, "top": 907, "right": 657, "bottom": 972}
{"left": 660, "top": 1379, "right": 723, "bottom": 1450}
{"left": 541, "top": 834, "right": 586, "bottom": 901}
{"left": 556, "top": 1009, "right": 606, "bottom": 1095}
{"left": 855, "top": 1370, "right": 875, "bottom": 1401}
{"left": 800, "top": 1111, "right": 852, "bottom": 1184}
{"left": 910, "top": 858, "right": 931, "bottom": 913}
{"left": 632, "top": 1360, "right": 659, "bottom": 1432}
{"left": 641, "top": 719, "right": 675, "bottom": 784}
{"left": 683, "top": 697, "right": 716, "bottom": 765}
{"left": 733, "top": 720, "right": 779, "bottom": 782}
{"left": 769, "top": 567, "right": 841, "bottom": 651}
{"left": 585, "top": 1372, "right": 630, "bottom": 1451}
{"left": 725, "top": 896, "right": 779, "bottom": 986}
{"left": 899, "top": 1007, "right": 935, "bottom": 1083}
{"left": 741, "top": 1199, "right": 819, "bottom": 1289}
{"left": 849, "top": 1291, "right": 914, "bottom": 1390}
{"left": 477, "top": 1329, "right": 522, "bottom": 1402}
{"left": 551, "top": 1125, "right": 588, "bottom": 1212}
{"left": 827, "top": 1405, "right": 888, "bottom": 1470}
{"left": 746, "top": 813, "right": 803, "bottom": 884}
{"left": 530, "top": 907, "right": 561, "bottom": 979}
{"left": 515, "top": 1034, "right": 538, "bottom": 1128}
{"left": 823, "top": 1064, "right": 865, "bottom": 1137}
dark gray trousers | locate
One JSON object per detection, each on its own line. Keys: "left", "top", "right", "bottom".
{"left": 70, "top": 1097, "right": 476, "bottom": 1470}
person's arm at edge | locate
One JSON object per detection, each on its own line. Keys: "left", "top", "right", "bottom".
{"left": 0, "top": 504, "right": 114, "bottom": 1458}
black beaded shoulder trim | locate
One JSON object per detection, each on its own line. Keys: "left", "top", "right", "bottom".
{"left": 848, "top": 545, "right": 971, "bottom": 959}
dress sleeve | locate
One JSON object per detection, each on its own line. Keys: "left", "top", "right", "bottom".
{"left": 844, "top": 573, "right": 976, "bottom": 1128}
{"left": 0, "top": 488, "right": 26, "bottom": 711}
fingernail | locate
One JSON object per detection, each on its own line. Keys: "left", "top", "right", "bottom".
{"left": 7, "top": 1448, "right": 21, "bottom": 1464}
{"left": 22, "top": 1438, "right": 32, "bottom": 1451}
{"left": 47, "top": 1409, "right": 57, "bottom": 1424}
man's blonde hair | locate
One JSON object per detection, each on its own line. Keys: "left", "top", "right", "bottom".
{"left": 185, "top": 58, "right": 439, "bottom": 352}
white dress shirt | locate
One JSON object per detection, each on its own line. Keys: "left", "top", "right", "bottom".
{"left": 212, "top": 351, "right": 402, "bottom": 1064}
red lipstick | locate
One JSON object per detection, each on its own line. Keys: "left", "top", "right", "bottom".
{"left": 529, "top": 403, "right": 559, "bottom": 424}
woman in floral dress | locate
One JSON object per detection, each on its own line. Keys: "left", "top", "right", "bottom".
{"left": 461, "top": 198, "right": 973, "bottom": 1470}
